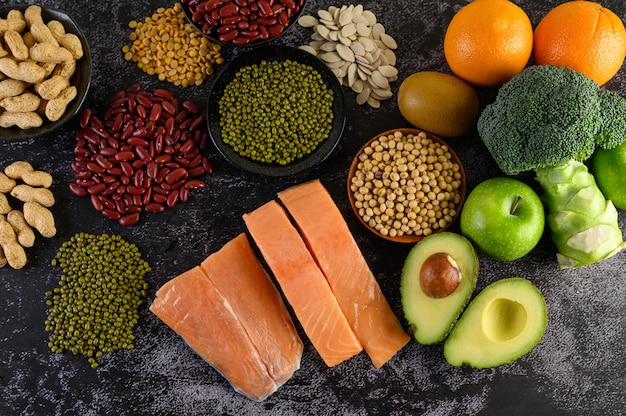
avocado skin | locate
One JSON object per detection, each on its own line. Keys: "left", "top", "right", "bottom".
{"left": 400, "top": 232, "right": 478, "bottom": 345}
{"left": 443, "top": 277, "right": 548, "bottom": 369}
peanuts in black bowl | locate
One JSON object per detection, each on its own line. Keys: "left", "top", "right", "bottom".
{"left": 0, "top": 5, "right": 92, "bottom": 141}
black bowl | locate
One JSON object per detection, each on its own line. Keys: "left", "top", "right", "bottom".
{"left": 207, "top": 45, "right": 346, "bottom": 177}
{"left": 0, "top": 6, "right": 92, "bottom": 141}
{"left": 181, "top": 0, "right": 307, "bottom": 47}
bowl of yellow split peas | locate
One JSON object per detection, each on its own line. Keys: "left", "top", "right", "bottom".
{"left": 347, "top": 128, "right": 467, "bottom": 243}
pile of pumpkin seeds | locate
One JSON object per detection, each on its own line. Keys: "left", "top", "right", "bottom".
{"left": 45, "top": 233, "right": 151, "bottom": 368}
{"left": 298, "top": 4, "right": 398, "bottom": 108}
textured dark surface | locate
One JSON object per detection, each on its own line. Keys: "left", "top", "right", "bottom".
{"left": 1, "top": 1, "right": 625, "bottom": 415}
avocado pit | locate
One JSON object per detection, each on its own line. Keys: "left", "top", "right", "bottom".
{"left": 419, "top": 252, "right": 462, "bottom": 298}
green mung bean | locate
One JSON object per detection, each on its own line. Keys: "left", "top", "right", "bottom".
{"left": 218, "top": 59, "right": 334, "bottom": 165}
{"left": 45, "top": 232, "right": 151, "bottom": 368}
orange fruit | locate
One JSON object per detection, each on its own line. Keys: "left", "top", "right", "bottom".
{"left": 443, "top": 0, "right": 533, "bottom": 88}
{"left": 533, "top": 1, "right": 626, "bottom": 86}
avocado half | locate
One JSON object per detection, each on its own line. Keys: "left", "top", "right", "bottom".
{"left": 443, "top": 277, "right": 548, "bottom": 369}
{"left": 400, "top": 232, "right": 478, "bottom": 345}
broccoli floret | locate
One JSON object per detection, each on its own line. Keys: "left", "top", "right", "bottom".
{"left": 596, "top": 88, "right": 626, "bottom": 150}
{"left": 477, "top": 65, "right": 625, "bottom": 175}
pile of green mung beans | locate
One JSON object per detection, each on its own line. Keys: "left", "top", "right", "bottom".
{"left": 45, "top": 232, "right": 151, "bottom": 368}
{"left": 218, "top": 59, "right": 334, "bottom": 165}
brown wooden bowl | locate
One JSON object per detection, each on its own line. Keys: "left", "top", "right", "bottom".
{"left": 347, "top": 128, "right": 467, "bottom": 243}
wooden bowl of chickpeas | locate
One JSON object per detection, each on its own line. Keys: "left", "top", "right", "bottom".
{"left": 347, "top": 128, "right": 466, "bottom": 243}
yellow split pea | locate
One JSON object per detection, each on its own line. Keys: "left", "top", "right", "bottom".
{"left": 121, "top": 3, "right": 224, "bottom": 87}
{"left": 350, "top": 130, "right": 463, "bottom": 238}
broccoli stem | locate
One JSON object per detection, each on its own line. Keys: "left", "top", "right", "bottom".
{"left": 535, "top": 160, "right": 625, "bottom": 268}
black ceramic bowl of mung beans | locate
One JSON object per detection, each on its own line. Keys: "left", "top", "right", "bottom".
{"left": 180, "top": 0, "right": 307, "bottom": 47}
{"left": 347, "top": 128, "right": 467, "bottom": 243}
{"left": 207, "top": 45, "right": 346, "bottom": 177}
{"left": 0, "top": 5, "right": 92, "bottom": 141}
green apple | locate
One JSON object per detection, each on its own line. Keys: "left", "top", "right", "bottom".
{"left": 460, "top": 177, "right": 545, "bottom": 261}
{"left": 593, "top": 141, "right": 626, "bottom": 210}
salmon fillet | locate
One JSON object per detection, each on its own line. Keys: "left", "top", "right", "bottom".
{"left": 243, "top": 200, "right": 363, "bottom": 367}
{"left": 150, "top": 234, "right": 303, "bottom": 401}
{"left": 200, "top": 233, "right": 303, "bottom": 385}
{"left": 278, "top": 179, "right": 411, "bottom": 368}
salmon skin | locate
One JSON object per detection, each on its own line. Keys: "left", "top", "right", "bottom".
{"left": 150, "top": 233, "right": 303, "bottom": 401}
{"left": 243, "top": 200, "right": 363, "bottom": 367}
{"left": 278, "top": 179, "right": 411, "bottom": 368}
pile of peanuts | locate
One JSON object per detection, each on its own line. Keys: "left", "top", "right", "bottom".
{"left": 122, "top": 3, "right": 224, "bottom": 87}
{"left": 350, "top": 130, "right": 463, "bottom": 238}
{"left": 0, "top": 5, "right": 84, "bottom": 129}
{"left": 0, "top": 161, "right": 56, "bottom": 269}
{"left": 69, "top": 84, "right": 213, "bottom": 226}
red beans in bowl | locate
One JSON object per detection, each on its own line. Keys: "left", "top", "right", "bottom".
{"left": 70, "top": 84, "right": 213, "bottom": 226}
{"left": 180, "top": 0, "right": 306, "bottom": 46}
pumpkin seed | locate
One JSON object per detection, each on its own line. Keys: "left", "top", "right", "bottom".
{"left": 298, "top": 5, "right": 399, "bottom": 108}
{"left": 298, "top": 15, "right": 319, "bottom": 27}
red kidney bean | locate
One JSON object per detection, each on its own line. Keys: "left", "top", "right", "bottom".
{"left": 115, "top": 151, "right": 135, "bottom": 161}
{"left": 145, "top": 203, "right": 165, "bottom": 213}
{"left": 103, "top": 182, "right": 120, "bottom": 196}
{"left": 133, "top": 170, "right": 144, "bottom": 188}
{"left": 102, "top": 208, "right": 121, "bottom": 221}
{"left": 119, "top": 161, "right": 133, "bottom": 178}
{"left": 179, "top": 139, "right": 196, "bottom": 154}
{"left": 128, "top": 137, "right": 149, "bottom": 148}
{"left": 90, "top": 194, "right": 104, "bottom": 211}
{"left": 257, "top": 0, "right": 272, "bottom": 16}
{"left": 217, "top": 23, "right": 237, "bottom": 34}
{"left": 80, "top": 108, "right": 92, "bottom": 129}
{"left": 146, "top": 161, "right": 158, "bottom": 178}
{"left": 115, "top": 198, "right": 127, "bottom": 214}
{"left": 277, "top": 10, "right": 289, "bottom": 26}
{"left": 76, "top": 179, "right": 95, "bottom": 188}
{"left": 100, "top": 147, "right": 117, "bottom": 158}
{"left": 126, "top": 185, "right": 145, "bottom": 195}
{"left": 131, "top": 159, "right": 144, "bottom": 170}
{"left": 190, "top": 116, "right": 204, "bottom": 132}
{"left": 161, "top": 101, "right": 176, "bottom": 116}
{"left": 119, "top": 213, "right": 140, "bottom": 226}
{"left": 179, "top": 186, "right": 189, "bottom": 203}
{"left": 152, "top": 185, "right": 168, "bottom": 196}
{"left": 184, "top": 179, "right": 206, "bottom": 189}
{"left": 87, "top": 183, "right": 107, "bottom": 195}
{"left": 81, "top": 129, "right": 100, "bottom": 145}
{"left": 69, "top": 183, "right": 87, "bottom": 197}
{"left": 166, "top": 190, "right": 179, "bottom": 208}
{"left": 73, "top": 85, "right": 213, "bottom": 225}
{"left": 218, "top": 28, "right": 239, "bottom": 42}
{"left": 149, "top": 103, "right": 162, "bottom": 121}
{"left": 182, "top": 100, "right": 200, "bottom": 114}
{"left": 154, "top": 88, "right": 173, "bottom": 100}
{"left": 142, "top": 186, "right": 152, "bottom": 206}
{"left": 135, "top": 146, "right": 152, "bottom": 162}
{"left": 188, "top": 166, "right": 206, "bottom": 177}
{"left": 99, "top": 195, "right": 116, "bottom": 210}
{"left": 257, "top": 16, "right": 276, "bottom": 26}
{"left": 165, "top": 168, "right": 188, "bottom": 185}
{"left": 203, "top": 157, "right": 214, "bottom": 174}
{"left": 95, "top": 154, "right": 113, "bottom": 170}
{"left": 135, "top": 104, "right": 147, "bottom": 119}
{"left": 112, "top": 113, "right": 124, "bottom": 132}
